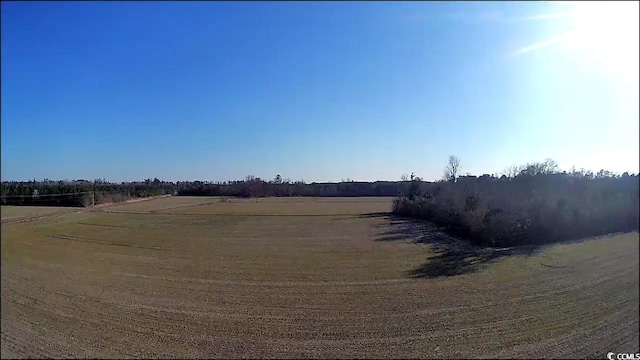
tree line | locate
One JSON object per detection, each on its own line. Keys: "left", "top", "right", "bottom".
{"left": 1, "top": 176, "right": 412, "bottom": 207}
{"left": 1, "top": 178, "right": 175, "bottom": 207}
{"left": 177, "top": 176, "right": 410, "bottom": 198}
{"left": 392, "top": 156, "right": 640, "bottom": 247}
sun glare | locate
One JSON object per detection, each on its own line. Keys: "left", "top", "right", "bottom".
{"left": 516, "top": 1, "right": 639, "bottom": 82}
{"left": 565, "top": 1, "right": 639, "bottom": 73}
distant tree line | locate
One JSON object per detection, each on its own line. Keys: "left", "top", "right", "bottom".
{"left": 176, "top": 175, "right": 411, "bottom": 198}
{"left": 392, "top": 156, "right": 640, "bottom": 247}
{"left": 1, "top": 178, "right": 175, "bottom": 207}
{"left": 1, "top": 175, "right": 413, "bottom": 207}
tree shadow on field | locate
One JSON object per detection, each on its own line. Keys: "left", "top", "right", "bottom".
{"left": 359, "top": 212, "right": 393, "bottom": 219}
{"left": 361, "top": 213, "right": 542, "bottom": 279}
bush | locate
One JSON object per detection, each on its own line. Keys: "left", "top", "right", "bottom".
{"left": 392, "top": 171, "right": 639, "bottom": 247}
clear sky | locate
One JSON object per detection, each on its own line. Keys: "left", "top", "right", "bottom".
{"left": 2, "top": 1, "right": 638, "bottom": 182}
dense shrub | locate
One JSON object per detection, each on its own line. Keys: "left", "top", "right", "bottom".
{"left": 393, "top": 170, "right": 639, "bottom": 247}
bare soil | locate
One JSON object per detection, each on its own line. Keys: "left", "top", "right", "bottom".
{"left": 1, "top": 197, "right": 638, "bottom": 358}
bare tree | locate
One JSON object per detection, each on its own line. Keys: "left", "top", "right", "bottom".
{"left": 443, "top": 155, "right": 461, "bottom": 182}
{"left": 502, "top": 164, "right": 522, "bottom": 179}
{"left": 401, "top": 174, "right": 409, "bottom": 181}
{"left": 515, "top": 159, "right": 560, "bottom": 177}
{"left": 541, "top": 158, "right": 559, "bottom": 174}
{"left": 503, "top": 165, "right": 524, "bottom": 179}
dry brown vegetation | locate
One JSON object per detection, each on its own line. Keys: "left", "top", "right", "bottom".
{"left": 105, "top": 196, "right": 394, "bottom": 216}
{"left": 1, "top": 197, "right": 638, "bottom": 358}
{"left": 394, "top": 171, "right": 639, "bottom": 247}
{"left": 0, "top": 206, "right": 80, "bottom": 223}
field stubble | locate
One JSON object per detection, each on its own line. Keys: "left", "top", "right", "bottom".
{"left": 1, "top": 196, "right": 638, "bottom": 358}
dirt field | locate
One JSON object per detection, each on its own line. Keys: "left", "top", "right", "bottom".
{"left": 102, "top": 196, "right": 395, "bottom": 215}
{"left": 1, "top": 196, "right": 638, "bottom": 358}
{"left": 1, "top": 206, "right": 79, "bottom": 222}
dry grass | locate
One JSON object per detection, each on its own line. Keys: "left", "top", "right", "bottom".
{"left": 106, "top": 196, "right": 395, "bottom": 215}
{"left": 1, "top": 196, "right": 638, "bottom": 358}
{"left": 1, "top": 206, "right": 78, "bottom": 222}
{"left": 98, "top": 195, "right": 216, "bottom": 212}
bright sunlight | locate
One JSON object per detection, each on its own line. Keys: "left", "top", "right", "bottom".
{"left": 567, "top": 1, "right": 639, "bottom": 72}
{"left": 517, "top": 1, "right": 639, "bottom": 81}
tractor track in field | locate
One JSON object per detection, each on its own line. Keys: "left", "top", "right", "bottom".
{"left": 0, "top": 195, "right": 172, "bottom": 225}
{"left": 0, "top": 208, "right": 86, "bottom": 225}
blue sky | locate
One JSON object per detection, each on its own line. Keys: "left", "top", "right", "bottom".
{"left": 2, "top": 1, "right": 638, "bottom": 182}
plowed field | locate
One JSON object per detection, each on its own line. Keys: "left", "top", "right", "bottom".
{"left": 1, "top": 197, "right": 638, "bottom": 358}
